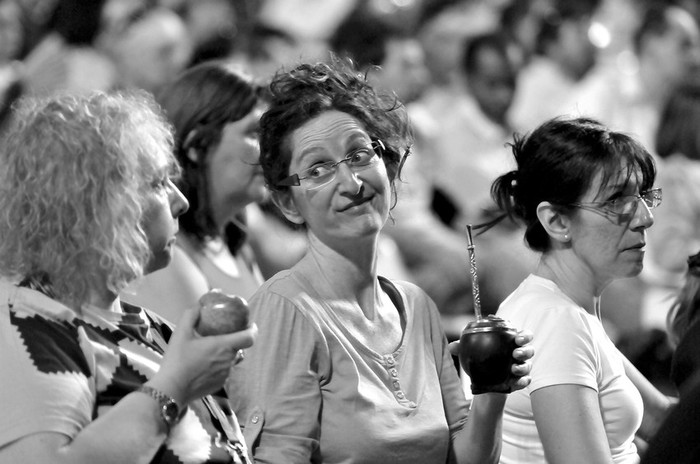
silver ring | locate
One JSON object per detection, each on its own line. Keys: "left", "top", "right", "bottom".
{"left": 233, "top": 349, "right": 245, "bottom": 365}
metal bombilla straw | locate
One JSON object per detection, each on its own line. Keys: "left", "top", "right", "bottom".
{"left": 466, "top": 224, "right": 483, "bottom": 320}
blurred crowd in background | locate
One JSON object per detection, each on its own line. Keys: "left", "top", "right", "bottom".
{"left": 2, "top": 0, "right": 700, "bottom": 392}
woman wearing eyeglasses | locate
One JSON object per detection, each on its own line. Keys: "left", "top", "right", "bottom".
{"left": 227, "top": 58, "right": 534, "bottom": 463}
{"left": 488, "top": 117, "right": 674, "bottom": 463}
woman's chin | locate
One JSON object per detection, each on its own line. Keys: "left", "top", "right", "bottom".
{"left": 144, "top": 246, "right": 174, "bottom": 275}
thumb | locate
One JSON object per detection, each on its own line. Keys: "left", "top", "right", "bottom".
{"left": 448, "top": 340, "right": 460, "bottom": 357}
{"left": 174, "top": 306, "right": 201, "bottom": 333}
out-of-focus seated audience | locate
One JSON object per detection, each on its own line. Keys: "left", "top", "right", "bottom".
{"left": 431, "top": 31, "right": 518, "bottom": 225}
{"left": 571, "top": 2, "right": 700, "bottom": 153}
{"left": 4, "top": 0, "right": 196, "bottom": 105}
{"left": 174, "top": 0, "right": 239, "bottom": 67}
{"left": 0, "top": 90, "right": 256, "bottom": 464}
{"left": 123, "top": 60, "right": 274, "bottom": 323}
{"left": 642, "top": 81, "right": 700, "bottom": 330}
{"left": 498, "top": 0, "right": 550, "bottom": 71}
{"left": 95, "top": 0, "right": 192, "bottom": 95}
{"left": 233, "top": 22, "right": 304, "bottom": 81}
{"left": 18, "top": 0, "right": 111, "bottom": 97}
{"left": 428, "top": 30, "right": 537, "bottom": 321}
{"left": 413, "top": 0, "right": 501, "bottom": 142}
{"left": 415, "top": 1, "right": 482, "bottom": 95}
{"left": 508, "top": 0, "right": 602, "bottom": 133}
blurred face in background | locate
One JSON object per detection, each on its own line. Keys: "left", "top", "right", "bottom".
{"left": 106, "top": 6, "right": 192, "bottom": 94}
{"left": 557, "top": 14, "right": 599, "bottom": 81}
{"left": 374, "top": 38, "right": 431, "bottom": 104}
{"left": 206, "top": 106, "right": 267, "bottom": 224}
{"left": 650, "top": 7, "right": 700, "bottom": 87}
{"left": 468, "top": 45, "right": 517, "bottom": 127}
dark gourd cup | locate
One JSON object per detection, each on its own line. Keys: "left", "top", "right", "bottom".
{"left": 459, "top": 315, "right": 518, "bottom": 394}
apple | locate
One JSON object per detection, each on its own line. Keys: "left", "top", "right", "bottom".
{"left": 196, "top": 288, "right": 250, "bottom": 336}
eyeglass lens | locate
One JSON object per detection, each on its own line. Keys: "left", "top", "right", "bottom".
{"left": 301, "top": 147, "right": 378, "bottom": 190}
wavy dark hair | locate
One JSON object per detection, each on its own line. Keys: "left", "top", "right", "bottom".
{"left": 259, "top": 57, "right": 412, "bottom": 198}
{"left": 488, "top": 116, "right": 656, "bottom": 252}
{"left": 156, "top": 60, "right": 267, "bottom": 243}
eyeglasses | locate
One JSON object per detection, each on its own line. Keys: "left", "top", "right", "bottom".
{"left": 569, "top": 187, "right": 662, "bottom": 217}
{"left": 277, "top": 140, "right": 385, "bottom": 190}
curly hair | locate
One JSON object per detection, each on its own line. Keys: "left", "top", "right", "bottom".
{"left": 259, "top": 57, "right": 412, "bottom": 195}
{"left": 490, "top": 117, "right": 656, "bottom": 252}
{"left": 156, "top": 60, "right": 266, "bottom": 243}
{"left": 0, "top": 91, "right": 178, "bottom": 309}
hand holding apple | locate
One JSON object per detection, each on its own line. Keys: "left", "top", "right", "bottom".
{"left": 196, "top": 288, "right": 250, "bottom": 336}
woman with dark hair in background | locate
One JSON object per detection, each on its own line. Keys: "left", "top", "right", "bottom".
{"left": 123, "top": 60, "right": 286, "bottom": 322}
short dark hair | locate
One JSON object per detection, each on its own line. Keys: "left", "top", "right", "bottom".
{"left": 328, "top": 9, "right": 408, "bottom": 69}
{"left": 461, "top": 32, "right": 511, "bottom": 76}
{"left": 491, "top": 117, "right": 656, "bottom": 252}
{"left": 536, "top": 0, "right": 601, "bottom": 53}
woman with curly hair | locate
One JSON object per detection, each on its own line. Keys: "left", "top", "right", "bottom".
{"left": 227, "top": 58, "right": 534, "bottom": 463}
{"left": 0, "top": 91, "right": 256, "bottom": 463}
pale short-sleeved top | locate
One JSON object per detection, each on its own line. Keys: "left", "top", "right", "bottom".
{"left": 228, "top": 270, "right": 469, "bottom": 464}
{"left": 497, "top": 275, "right": 643, "bottom": 464}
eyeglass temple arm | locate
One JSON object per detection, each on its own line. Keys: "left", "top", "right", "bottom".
{"left": 372, "top": 139, "right": 385, "bottom": 154}
{"left": 276, "top": 174, "right": 301, "bottom": 187}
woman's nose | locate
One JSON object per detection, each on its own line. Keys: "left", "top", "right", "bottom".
{"left": 631, "top": 198, "right": 654, "bottom": 229}
{"left": 168, "top": 180, "right": 189, "bottom": 217}
{"left": 335, "top": 163, "right": 362, "bottom": 193}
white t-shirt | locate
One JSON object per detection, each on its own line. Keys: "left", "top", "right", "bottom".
{"left": 497, "top": 275, "right": 643, "bottom": 464}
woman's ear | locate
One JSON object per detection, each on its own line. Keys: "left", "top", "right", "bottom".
{"left": 186, "top": 147, "right": 199, "bottom": 164}
{"left": 536, "top": 201, "right": 571, "bottom": 243}
{"left": 183, "top": 129, "right": 202, "bottom": 164}
{"left": 271, "top": 190, "right": 305, "bottom": 225}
